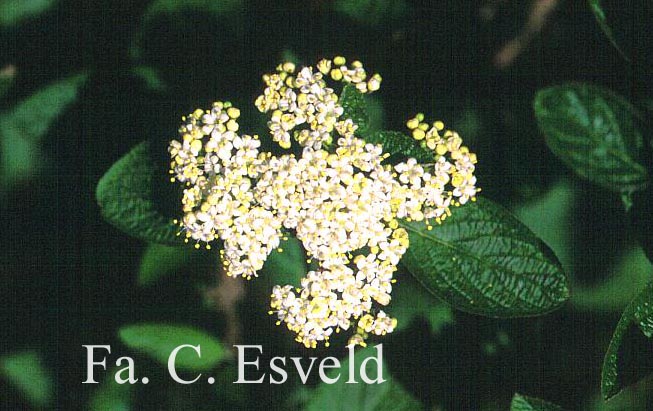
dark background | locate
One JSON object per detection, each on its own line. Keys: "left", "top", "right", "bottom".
{"left": 1, "top": 0, "right": 652, "bottom": 409}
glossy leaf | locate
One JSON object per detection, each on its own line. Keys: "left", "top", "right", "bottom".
{"left": 602, "top": 281, "right": 653, "bottom": 399}
{"left": 119, "top": 324, "right": 226, "bottom": 371}
{"left": 534, "top": 84, "right": 648, "bottom": 194}
{"left": 305, "top": 346, "right": 422, "bottom": 411}
{"left": 400, "top": 197, "right": 569, "bottom": 318}
{"left": 510, "top": 393, "right": 563, "bottom": 411}
{"left": 96, "top": 141, "right": 184, "bottom": 245}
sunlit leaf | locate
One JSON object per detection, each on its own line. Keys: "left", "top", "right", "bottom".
{"left": 0, "top": 351, "right": 53, "bottom": 407}
{"left": 96, "top": 140, "right": 184, "bottom": 245}
{"left": 305, "top": 346, "right": 422, "bottom": 411}
{"left": 510, "top": 393, "right": 563, "bottom": 411}
{"left": 400, "top": 197, "right": 569, "bottom": 318}
{"left": 534, "top": 84, "right": 648, "bottom": 194}
{"left": 118, "top": 324, "right": 226, "bottom": 371}
{"left": 0, "top": 0, "right": 57, "bottom": 27}
{"left": 602, "top": 281, "right": 653, "bottom": 399}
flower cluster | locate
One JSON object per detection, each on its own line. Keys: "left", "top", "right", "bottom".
{"left": 168, "top": 57, "right": 479, "bottom": 348}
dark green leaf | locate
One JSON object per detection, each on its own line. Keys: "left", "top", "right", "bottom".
{"left": 363, "top": 131, "right": 433, "bottom": 163}
{"left": 305, "top": 346, "right": 422, "bottom": 411}
{"left": 588, "top": 0, "right": 630, "bottom": 61}
{"left": 602, "top": 281, "right": 653, "bottom": 399}
{"left": 131, "top": 66, "right": 167, "bottom": 92}
{"left": 392, "top": 273, "right": 453, "bottom": 333}
{"left": 259, "top": 235, "right": 306, "bottom": 288}
{"left": 632, "top": 282, "right": 653, "bottom": 338}
{"left": 628, "top": 188, "right": 653, "bottom": 263}
{"left": 510, "top": 393, "right": 563, "bottom": 411}
{"left": 0, "top": 0, "right": 57, "bottom": 27}
{"left": 333, "top": 0, "right": 409, "bottom": 27}
{"left": 143, "top": 0, "right": 243, "bottom": 23}
{"left": 365, "top": 96, "right": 385, "bottom": 134}
{"left": 0, "top": 351, "right": 53, "bottom": 407}
{"left": 514, "top": 180, "right": 575, "bottom": 272}
{"left": 0, "top": 65, "right": 16, "bottom": 98}
{"left": 118, "top": 324, "right": 226, "bottom": 371}
{"left": 573, "top": 248, "right": 651, "bottom": 313}
{"left": 400, "top": 197, "right": 569, "bottom": 318}
{"left": 340, "top": 84, "right": 369, "bottom": 133}
{"left": 1, "top": 74, "right": 87, "bottom": 187}
{"left": 534, "top": 84, "right": 648, "bottom": 193}
{"left": 88, "top": 367, "right": 133, "bottom": 411}
{"left": 96, "top": 140, "right": 184, "bottom": 245}
{"left": 138, "top": 243, "right": 196, "bottom": 286}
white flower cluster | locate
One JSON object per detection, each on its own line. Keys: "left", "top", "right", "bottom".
{"left": 168, "top": 57, "right": 479, "bottom": 348}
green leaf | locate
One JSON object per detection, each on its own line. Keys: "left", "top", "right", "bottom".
{"left": 0, "top": 0, "right": 57, "bottom": 27}
{"left": 510, "top": 393, "right": 563, "bottom": 411}
{"left": 118, "top": 324, "right": 226, "bottom": 371}
{"left": 365, "top": 96, "right": 385, "bottom": 134}
{"left": 340, "top": 85, "right": 369, "bottom": 133}
{"left": 143, "top": 0, "right": 243, "bottom": 23}
{"left": 363, "top": 131, "right": 433, "bottom": 164}
{"left": 588, "top": 0, "right": 631, "bottom": 62}
{"left": 305, "top": 346, "right": 422, "bottom": 411}
{"left": 628, "top": 188, "right": 653, "bottom": 263}
{"left": 632, "top": 282, "right": 653, "bottom": 338}
{"left": 392, "top": 273, "right": 453, "bottom": 333}
{"left": 138, "top": 243, "right": 196, "bottom": 286}
{"left": 96, "top": 140, "right": 184, "bottom": 245}
{"left": 333, "top": 0, "right": 409, "bottom": 27}
{"left": 572, "top": 247, "right": 652, "bottom": 313}
{"left": 0, "top": 351, "right": 53, "bottom": 407}
{"left": 0, "top": 74, "right": 87, "bottom": 188}
{"left": 0, "top": 65, "right": 16, "bottom": 98}
{"left": 259, "top": 235, "right": 307, "bottom": 288}
{"left": 534, "top": 84, "right": 648, "bottom": 194}
{"left": 131, "top": 66, "right": 167, "bottom": 92}
{"left": 602, "top": 281, "right": 653, "bottom": 399}
{"left": 400, "top": 197, "right": 569, "bottom": 318}
{"left": 88, "top": 367, "right": 133, "bottom": 411}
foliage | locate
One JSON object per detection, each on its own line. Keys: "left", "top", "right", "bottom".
{"left": 118, "top": 324, "right": 226, "bottom": 371}
{"left": 0, "top": 351, "right": 53, "bottom": 408}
